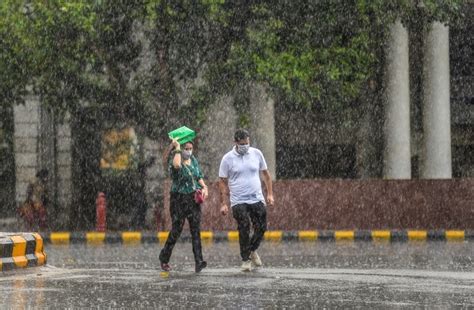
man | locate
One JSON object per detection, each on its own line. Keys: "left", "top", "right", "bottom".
{"left": 219, "top": 129, "right": 274, "bottom": 271}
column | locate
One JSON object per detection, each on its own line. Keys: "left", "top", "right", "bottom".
{"left": 199, "top": 96, "right": 237, "bottom": 180}
{"left": 55, "top": 113, "right": 73, "bottom": 227}
{"left": 14, "top": 96, "right": 40, "bottom": 207}
{"left": 249, "top": 83, "right": 276, "bottom": 179}
{"left": 383, "top": 21, "right": 411, "bottom": 179}
{"left": 421, "top": 22, "right": 452, "bottom": 178}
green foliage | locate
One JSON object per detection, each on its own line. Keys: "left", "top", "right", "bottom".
{"left": 205, "top": 0, "right": 463, "bottom": 111}
{"left": 0, "top": 0, "right": 465, "bottom": 129}
{"left": 0, "top": 1, "right": 30, "bottom": 107}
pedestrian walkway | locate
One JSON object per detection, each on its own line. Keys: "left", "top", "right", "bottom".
{"left": 2, "top": 241, "right": 472, "bottom": 308}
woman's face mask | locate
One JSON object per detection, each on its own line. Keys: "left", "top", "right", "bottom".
{"left": 182, "top": 150, "right": 192, "bottom": 160}
{"left": 236, "top": 144, "right": 249, "bottom": 155}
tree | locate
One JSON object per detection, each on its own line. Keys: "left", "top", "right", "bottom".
{"left": 0, "top": 0, "right": 464, "bottom": 125}
{"left": 0, "top": 0, "right": 31, "bottom": 108}
{"left": 201, "top": 0, "right": 464, "bottom": 112}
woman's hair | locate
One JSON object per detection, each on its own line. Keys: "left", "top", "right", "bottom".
{"left": 181, "top": 141, "right": 194, "bottom": 148}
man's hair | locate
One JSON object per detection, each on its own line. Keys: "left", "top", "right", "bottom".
{"left": 234, "top": 129, "right": 250, "bottom": 142}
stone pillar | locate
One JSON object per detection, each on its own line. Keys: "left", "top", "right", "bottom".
{"left": 38, "top": 108, "right": 73, "bottom": 227}
{"left": 356, "top": 98, "right": 382, "bottom": 178}
{"left": 14, "top": 96, "right": 41, "bottom": 206}
{"left": 142, "top": 137, "right": 162, "bottom": 229}
{"left": 199, "top": 96, "right": 237, "bottom": 181}
{"left": 421, "top": 22, "right": 452, "bottom": 178}
{"left": 383, "top": 21, "right": 411, "bottom": 179}
{"left": 14, "top": 99, "right": 73, "bottom": 228}
{"left": 249, "top": 84, "right": 276, "bottom": 179}
{"left": 55, "top": 113, "right": 73, "bottom": 227}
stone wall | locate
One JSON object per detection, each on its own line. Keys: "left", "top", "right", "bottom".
{"left": 160, "top": 179, "right": 474, "bottom": 231}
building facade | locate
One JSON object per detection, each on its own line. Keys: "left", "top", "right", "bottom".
{"left": 1, "top": 10, "right": 472, "bottom": 229}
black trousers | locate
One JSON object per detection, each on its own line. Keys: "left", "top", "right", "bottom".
{"left": 232, "top": 202, "right": 267, "bottom": 261}
{"left": 159, "top": 192, "right": 204, "bottom": 264}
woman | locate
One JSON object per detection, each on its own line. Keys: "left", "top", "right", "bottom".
{"left": 159, "top": 138, "right": 209, "bottom": 273}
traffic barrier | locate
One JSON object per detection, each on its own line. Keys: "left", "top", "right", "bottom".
{"left": 0, "top": 233, "right": 47, "bottom": 271}
{"left": 40, "top": 230, "right": 474, "bottom": 245}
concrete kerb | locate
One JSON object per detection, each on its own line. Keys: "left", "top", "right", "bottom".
{"left": 0, "top": 232, "right": 47, "bottom": 272}
{"left": 40, "top": 230, "right": 474, "bottom": 245}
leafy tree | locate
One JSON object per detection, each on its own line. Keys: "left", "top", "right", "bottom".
{"left": 202, "top": 0, "right": 463, "bottom": 112}
{"left": 0, "top": 0, "right": 464, "bottom": 127}
{"left": 0, "top": 0, "right": 31, "bottom": 108}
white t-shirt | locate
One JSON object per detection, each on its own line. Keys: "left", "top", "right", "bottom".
{"left": 219, "top": 146, "right": 268, "bottom": 206}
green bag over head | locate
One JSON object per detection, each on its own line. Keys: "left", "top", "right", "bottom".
{"left": 168, "top": 126, "right": 196, "bottom": 144}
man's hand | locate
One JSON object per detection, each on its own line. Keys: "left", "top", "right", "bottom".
{"left": 220, "top": 204, "right": 229, "bottom": 216}
{"left": 266, "top": 194, "right": 274, "bottom": 207}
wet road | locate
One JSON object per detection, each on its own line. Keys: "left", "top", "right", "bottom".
{"left": 1, "top": 240, "right": 473, "bottom": 309}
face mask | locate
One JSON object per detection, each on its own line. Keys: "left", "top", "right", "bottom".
{"left": 236, "top": 144, "right": 249, "bottom": 155}
{"left": 182, "top": 150, "right": 192, "bottom": 160}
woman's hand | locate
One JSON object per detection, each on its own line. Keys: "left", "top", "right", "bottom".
{"left": 202, "top": 186, "right": 209, "bottom": 199}
{"left": 171, "top": 138, "right": 180, "bottom": 149}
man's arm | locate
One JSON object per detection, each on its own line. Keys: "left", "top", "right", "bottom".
{"left": 261, "top": 170, "right": 274, "bottom": 206}
{"left": 218, "top": 177, "right": 230, "bottom": 215}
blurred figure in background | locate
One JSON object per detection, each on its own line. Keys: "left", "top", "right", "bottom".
{"left": 18, "top": 169, "right": 49, "bottom": 231}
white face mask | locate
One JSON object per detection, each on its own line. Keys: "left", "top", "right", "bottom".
{"left": 182, "top": 150, "right": 192, "bottom": 160}
{"left": 236, "top": 144, "right": 250, "bottom": 155}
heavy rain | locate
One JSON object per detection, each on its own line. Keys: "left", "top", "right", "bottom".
{"left": 0, "top": 1, "right": 473, "bottom": 309}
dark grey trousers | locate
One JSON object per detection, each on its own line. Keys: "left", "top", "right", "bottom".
{"left": 159, "top": 192, "right": 203, "bottom": 264}
{"left": 232, "top": 202, "right": 267, "bottom": 261}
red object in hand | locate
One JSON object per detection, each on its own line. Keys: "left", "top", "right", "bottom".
{"left": 96, "top": 192, "right": 107, "bottom": 232}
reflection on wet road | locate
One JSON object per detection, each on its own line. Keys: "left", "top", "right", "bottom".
{"left": 1, "top": 241, "right": 473, "bottom": 308}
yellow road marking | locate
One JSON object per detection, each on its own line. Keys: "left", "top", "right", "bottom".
{"left": 298, "top": 231, "right": 318, "bottom": 241}
{"left": 157, "top": 232, "right": 169, "bottom": 243}
{"left": 264, "top": 231, "right": 282, "bottom": 241}
{"left": 371, "top": 230, "right": 391, "bottom": 240}
{"left": 200, "top": 231, "right": 213, "bottom": 240}
{"left": 50, "top": 232, "right": 70, "bottom": 245}
{"left": 86, "top": 232, "right": 105, "bottom": 244}
{"left": 228, "top": 231, "right": 239, "bottom": 241}
{"left": 408, "top": 230, "right": 427, "bottom": 241}
{"left": 335, "top": 231, "right": 354, "bottom": 240}
{"left": 122, "top": 232, "right": 141, "bottom": 244}
{"left": 446, "top": 230, "right": 464, "bottom": 241}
